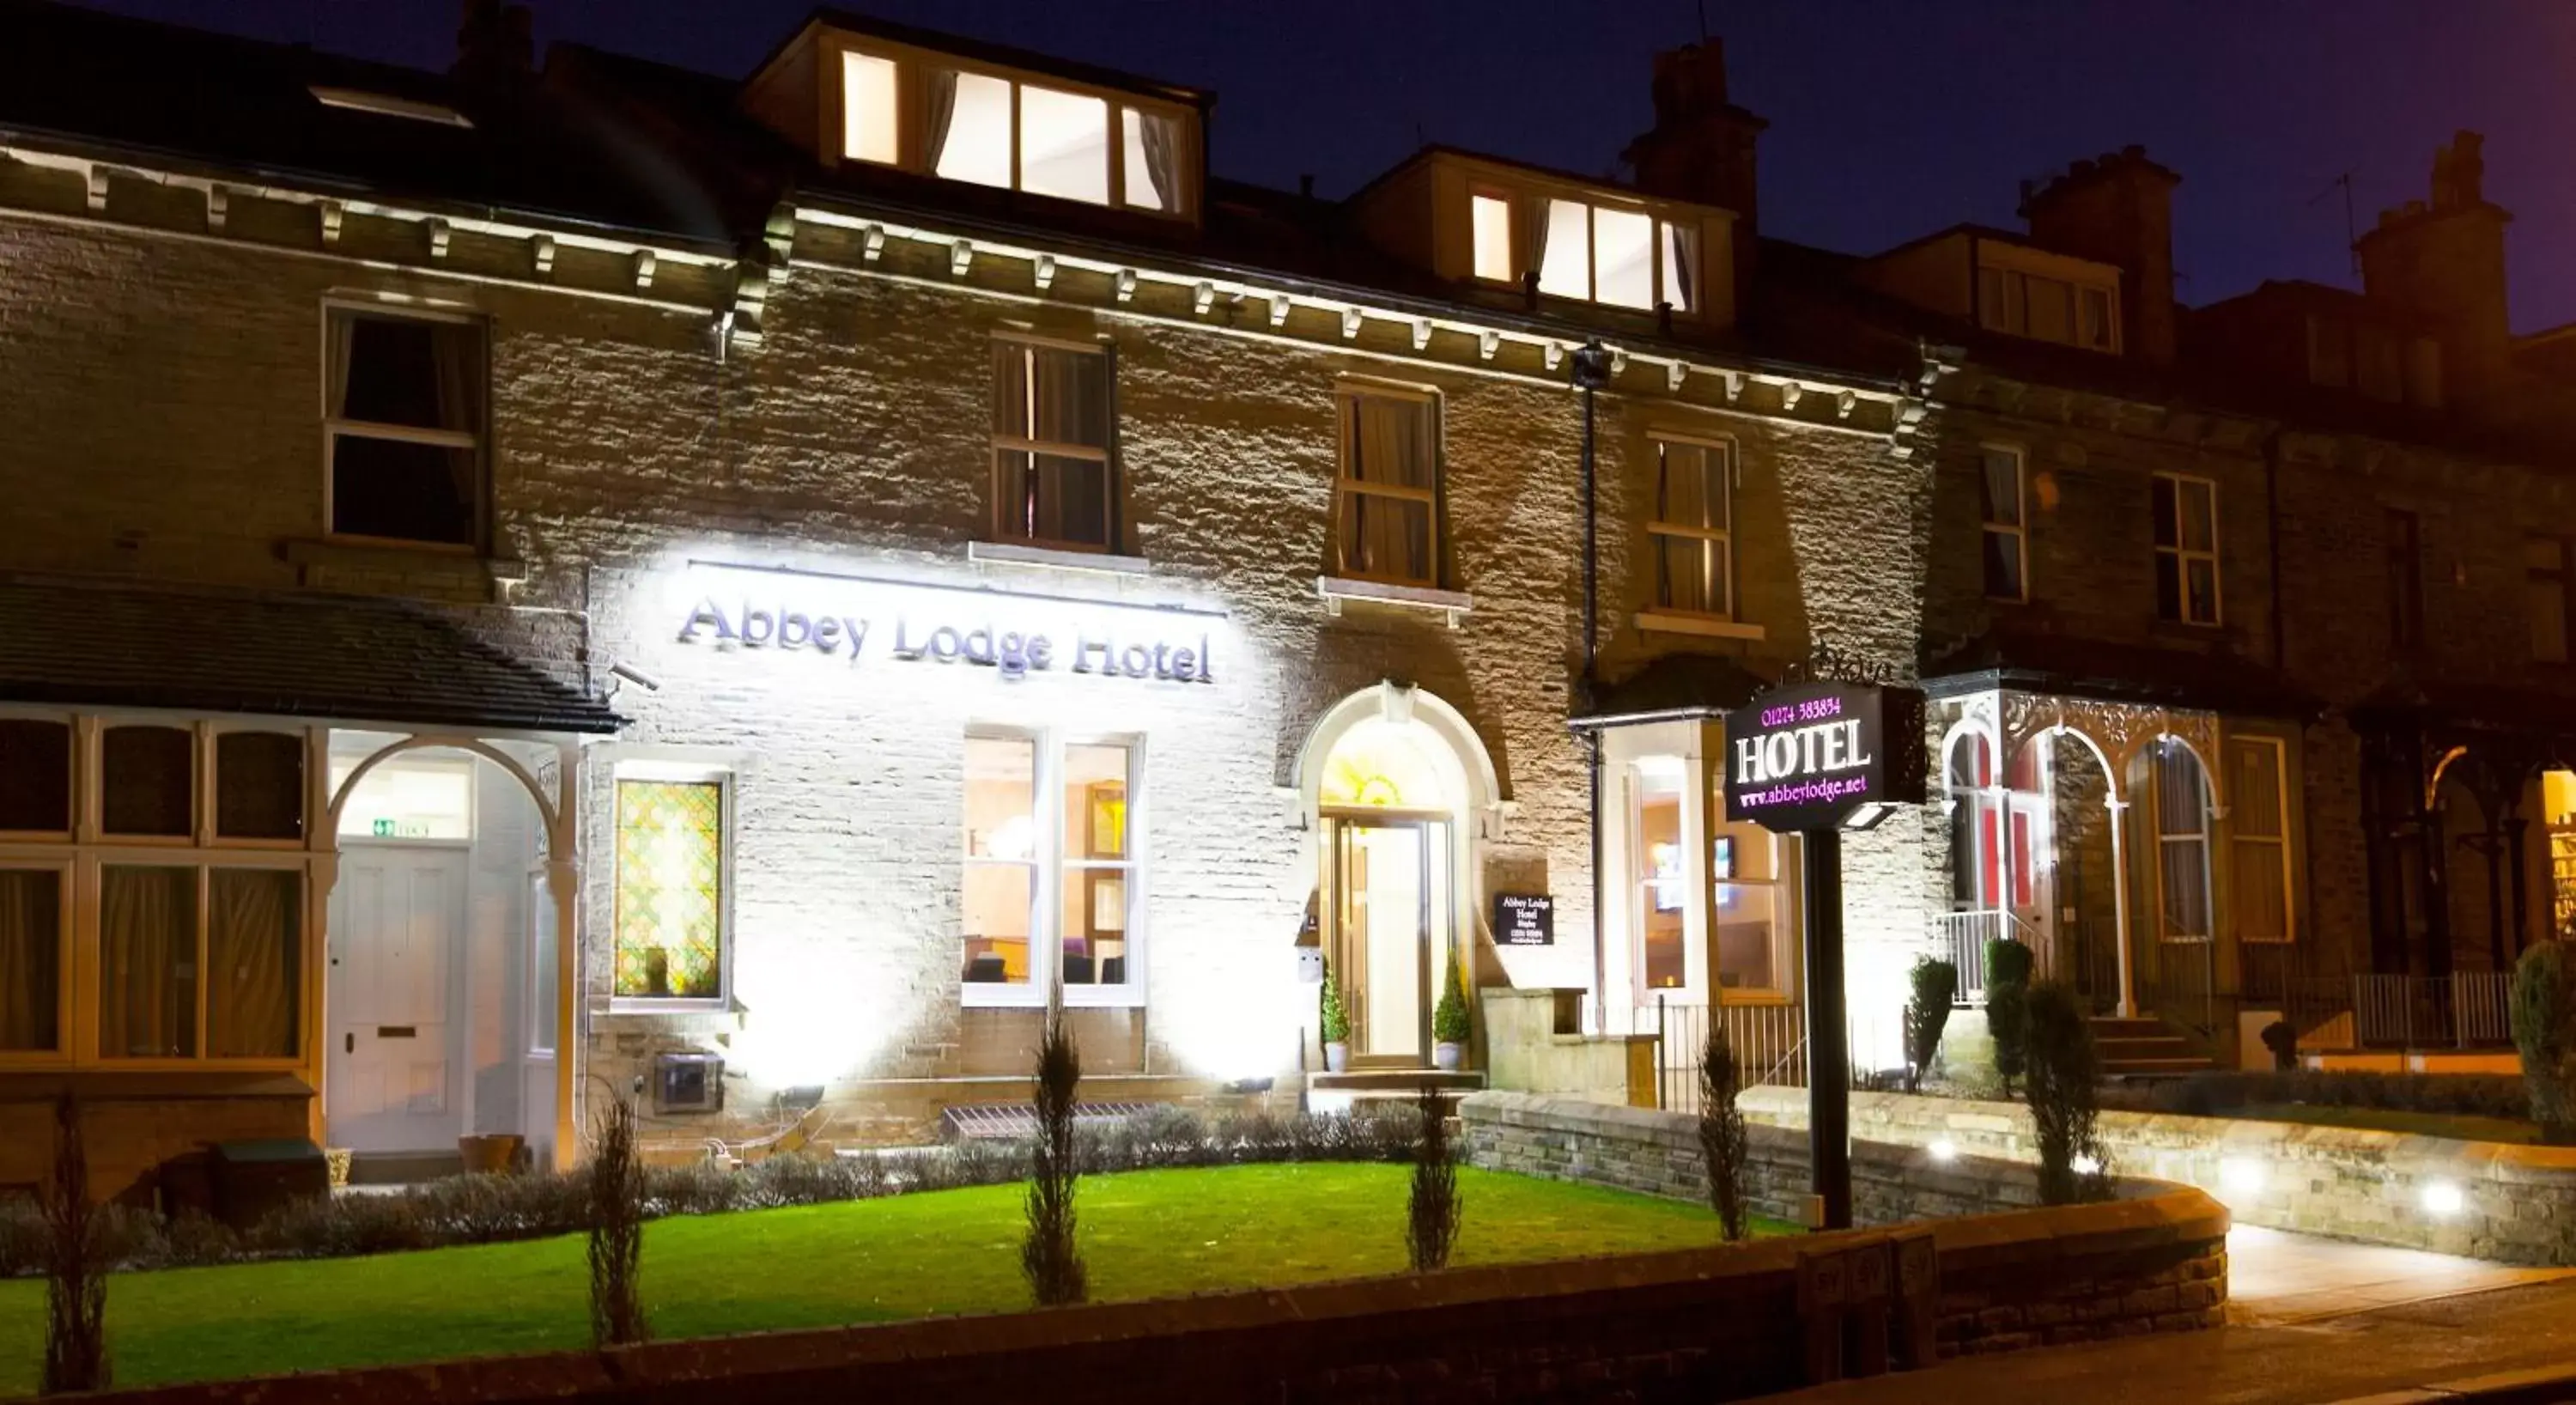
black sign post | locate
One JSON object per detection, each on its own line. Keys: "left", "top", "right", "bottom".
{"left": 1722, "top": 679, "right": 1924, "bottom": 1232}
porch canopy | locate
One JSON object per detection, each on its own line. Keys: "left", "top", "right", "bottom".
{"left": 1922, "top": 631, "right": 2316, "bottom": 1021}
{"left": 2351, "top": 677, "right": 2576, "bottom": 981}
{"left": 0, "top": 574, "right": 623, "bottom": 734}
{"left": 1568, "top": 653, "right": 1768, "bottom": 731}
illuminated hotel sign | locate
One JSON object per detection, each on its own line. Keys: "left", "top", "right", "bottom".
{"left": 1721, "top": 681, "right": 1925, "bottom": 833}
{"left": 671, "top": 560, "right": 1219, "bottom": 685}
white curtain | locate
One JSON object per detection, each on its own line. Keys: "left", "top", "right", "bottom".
{"left": 101, "top": 866, "right": 195, "bottom": 1058}
{"left": 2153, "top": 744, "right": 2213, "bottom": 940}
{"left": 1135, "top": 109, "right": 1178, "bottom": 210}
{"left": 924, "top": 69, "right": 958, "bottom": 173}
{"left": 208, "top": 869, "right": 298, "bottom": 1059}
{"left": 0, "top": 871, "right": 59, "bottom": 1051}
{"left": 1345, "top": 396, "right": 1433, "bottom": 582}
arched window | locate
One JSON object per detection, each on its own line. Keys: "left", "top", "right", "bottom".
{"left": 1946, "top": 732, "right": 1995, "bottom": 909}
{"left": 2148, "top": 739, "right": 2214, "bottom": 941}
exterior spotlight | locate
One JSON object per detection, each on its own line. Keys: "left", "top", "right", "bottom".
{"left": 2071, "top": 1153, "right": 2102, "bottom": 1176}
{"left": 2421, "top": 1181, "right": 2465, "bottom": 1218}
{"left": 2219, "top": 1157, "right": 2266, "bottom": 1195}
{"left": 1927, "top": 1137, "right": 1957, "bottom": 1163}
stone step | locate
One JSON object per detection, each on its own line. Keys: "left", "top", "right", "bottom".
{"left": 1309, "top": 1069, "right": 1485, "bottom": 1094}
{"left": 345, "top": 1150, "right": 464, "bottom": 1186}
{"left": 2101, "top": 1056, "right": 2218, "bottom": 1076}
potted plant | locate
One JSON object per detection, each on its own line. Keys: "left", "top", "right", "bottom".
{"left": 1431, "top": 951, "right": 1471, "bottom": 1071}
{"left": 1320, "top": 954, "right": 1352, "bottom": 1073}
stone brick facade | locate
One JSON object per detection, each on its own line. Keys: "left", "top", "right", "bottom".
{"left": 1460, "top": 1092, "right": 2230, "bottom": 1353}
{"left": 1741, "top": 1085, "right": 2576, "bottom": 1266}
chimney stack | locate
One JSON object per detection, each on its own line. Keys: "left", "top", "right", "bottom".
{"left": 454, "top": 0, "right": 535, "bottom": 86}
{"left": 2356, "top": 131, "right": 2511, "bottom": 414}
{"left": 1621, "top": 40, "right": 1766, "bottom": 315}
{"left": 2022, "top": 145, "right": 2181, "bottom": 365}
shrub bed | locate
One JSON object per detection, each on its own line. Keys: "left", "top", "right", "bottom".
{"left": 2103, "top": 1068, "right": 2531, "bottom": 1122}
{"left": 0, "top": 1106, "right": 1419, "bottom": 1278}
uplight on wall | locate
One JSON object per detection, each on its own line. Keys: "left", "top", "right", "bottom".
{"left": 2071, "top": 1153, "right": 2102, "bottom": 1177}
{"left": 1927, "top": 1138, "right": 1958, "bottom": 1163}
{"left": 2421, "top": 1180, "right": 2465, "bottom": 1218}
{"left": 2219, "top": 1156, "right": 2267, "bottom": 1195}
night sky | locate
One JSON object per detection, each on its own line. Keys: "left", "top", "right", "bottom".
{"left": 64, "top": 0, "right": 2576, "bottom": 331}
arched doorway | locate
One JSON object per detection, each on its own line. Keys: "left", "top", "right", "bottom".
{"left": 1297, "top": 684, "right": 1498, "bottom": 1068}
{"left": 324, "top": 733, "right": 568, "bottom": 1171}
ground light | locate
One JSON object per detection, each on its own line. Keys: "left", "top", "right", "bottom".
{"left": 1927, "top": 1138, "right": 1958, "bottom": 1162}
{"left": 2219, "top": 1156, "right": 2267, "bottom": 1195}
{"left": 2421, "top": 1180, "right": 2465, "bottom": 1217}
{"left": 2071, "top": 1153, "right": 2102, "bottom": 1176}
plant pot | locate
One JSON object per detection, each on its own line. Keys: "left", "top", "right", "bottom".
{"left": 1433, "top": 1041, "right": 1465, "bottom": 1072}
{"left": 1324, "top": 1041, "right": 1350, "bottom": 1074}
{"left": 459, "top": 1133, "right": 525, "bottom": 1176}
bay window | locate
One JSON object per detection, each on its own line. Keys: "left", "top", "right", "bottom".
{"left": 835, "top": 43, "right": 1194, "bottom": 216}
{"left": 963, "top": 731, "right": 1141, "bottom": 1003}
{"left": 1, "top": 715, "right": 313, "bottom": 1067}
{"left": 2227, "top": 736, "right": 2293, "bottom": 944}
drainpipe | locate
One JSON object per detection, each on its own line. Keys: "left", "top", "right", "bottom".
{"left": 1571, "top": 341, "right": 1613, "bottom": 1031}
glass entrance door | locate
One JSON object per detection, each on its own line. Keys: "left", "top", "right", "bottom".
{"left": 1324, "top": 815, "right": 1450, "bottom": 1064}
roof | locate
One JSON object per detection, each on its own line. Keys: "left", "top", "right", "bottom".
{"left": 1570, "top": 652, "right": 1770, "bottom": 729}
{"left": 2351, "top": 678, "right": 2576, "bottom": 758}
{"left": 0, "top": 575, "right": 623, "bottom": 734}
{"left": 0, "top": 0, "right": 738, "bottom": 247}
{"left": 1921, "top": 631, "right": 2318, "bottom": 721}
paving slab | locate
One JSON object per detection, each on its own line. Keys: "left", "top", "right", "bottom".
{"left": 1781, "top": 1231, "right": 2576, "bottom": 1405}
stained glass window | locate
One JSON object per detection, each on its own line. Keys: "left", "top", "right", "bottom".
{"left": 614, "top": 778, "right": 725, "bottom": 1000}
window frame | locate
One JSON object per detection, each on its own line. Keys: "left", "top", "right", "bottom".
{"left": 2149, "top": 739, "right": 2215, "bottom": 945}
{"left": 1645, "top": 432, "right": 1736, "bottom": 619}
{"left": 2152, "top": 471, "right": 2223, "bottom": 628}
{"left": 2226, "top": 734, "right": 2295, "bottom": 946}
{"left": 988, "top": 331, "right": 1119, "bottom": 555}
{"left": 607, "top": 760, "right": 735, "bottom": 1012}
{"left": 1467, "top": 187, "right": 1516, "bottom": 285}
{"left": 824, "top": 33, "right": 1199, "bottom": 220}
{"left": 0, "top": 710, "right": 324, "bottom": 1074}
{"left": 959, "top": 727, "right": 1145, "bottom": 1009}
{"left": 0, "top": 710, "right": 76, "bottom": 843}
{"left": 2530, "top": 535, "right": 2573, "bottom": 665}
{"left": 1974, "top": 246, "right": 2122, "bottom": 354}
{"left": 1332, "top": 379, "right": 1444, "bottom": 590}
{"left": 1979, "top": 443, "right": 2029, "bottom": 604}
{"left": 2386, "top": 508, "right": 2424, "bottom": 652}
{"left": 318, "top": 300, "right": 489, "bottom": 555}
{"left": 1526, "top": 193, "right": 1698, "bottom": 315}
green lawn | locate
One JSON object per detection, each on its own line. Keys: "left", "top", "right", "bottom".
{"left": 0, "top": 1164, "right": 1773, "bottom": 1395}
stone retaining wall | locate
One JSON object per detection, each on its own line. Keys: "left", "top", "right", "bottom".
{"left": 1741, "top": 1086, "right": 2576, "bottom": 1265}
{"left": 1460, "top": 1092, "right": 2227, "bottom": 1356}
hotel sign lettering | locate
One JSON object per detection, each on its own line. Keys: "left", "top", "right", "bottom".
{"left": 1721, "top": 681, "right": 1925, "bottom": 834}
{"left": 677, "top": 597, "right": 1215, "bottom": 685}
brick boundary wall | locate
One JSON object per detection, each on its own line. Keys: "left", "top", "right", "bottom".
{"left": 1738, "top": 1086, "right": 2576, "bottom": 1265}
{"left": 73, "top": 1128, "right": 2227, "bottom": 1404}
{"left": 1461, "top": 1092, "right": 2228, "bottom": 1355}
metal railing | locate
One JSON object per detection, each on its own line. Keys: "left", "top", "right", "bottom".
{"left": 2287, "top": 972, "right": 2513, "bottom": 1049}
{"left": 1931, "top": 909, "right": 2050, "bottom": 1005}
{"left": 2141, "top": 942, "right": 2221, "bottom": 1043}
{"left": 1650, "top": 994, "right": 1807, "bottom": 1115}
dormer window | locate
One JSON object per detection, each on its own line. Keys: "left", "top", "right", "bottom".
{"left": 1468, "top": 190, "right": 1698, "bottom": 314}
{"left": 833, "top": 42, "right": 1194, "bottom": 217}
{"left": 1976, "top": 245, "right": 2119, "bottom": 353}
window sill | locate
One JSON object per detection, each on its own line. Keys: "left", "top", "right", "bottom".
{"left": 1633, "top": 611, "right": 1763, "bottom": 642}
{"left": 1318, "top": 576, "right": 1473, "bottom": 628}
{"left": 1717, "top": 990, "right": 1795, "bottom": 1008}
{"left": 605, "top": 997, "right": 731, "bottom": 1018}
{"left": 961, "top": 984, "right": 1145, "bottom": 1010}
{"left": 285, "top": 538, "right": 526, "bottom": 586}
{"left": 968, "top": 540, "right": 1151, "bottom": 576}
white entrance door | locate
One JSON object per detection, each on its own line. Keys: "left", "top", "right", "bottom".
{"left": 327, "top": 848, "right": 467, "bottom": 1153}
